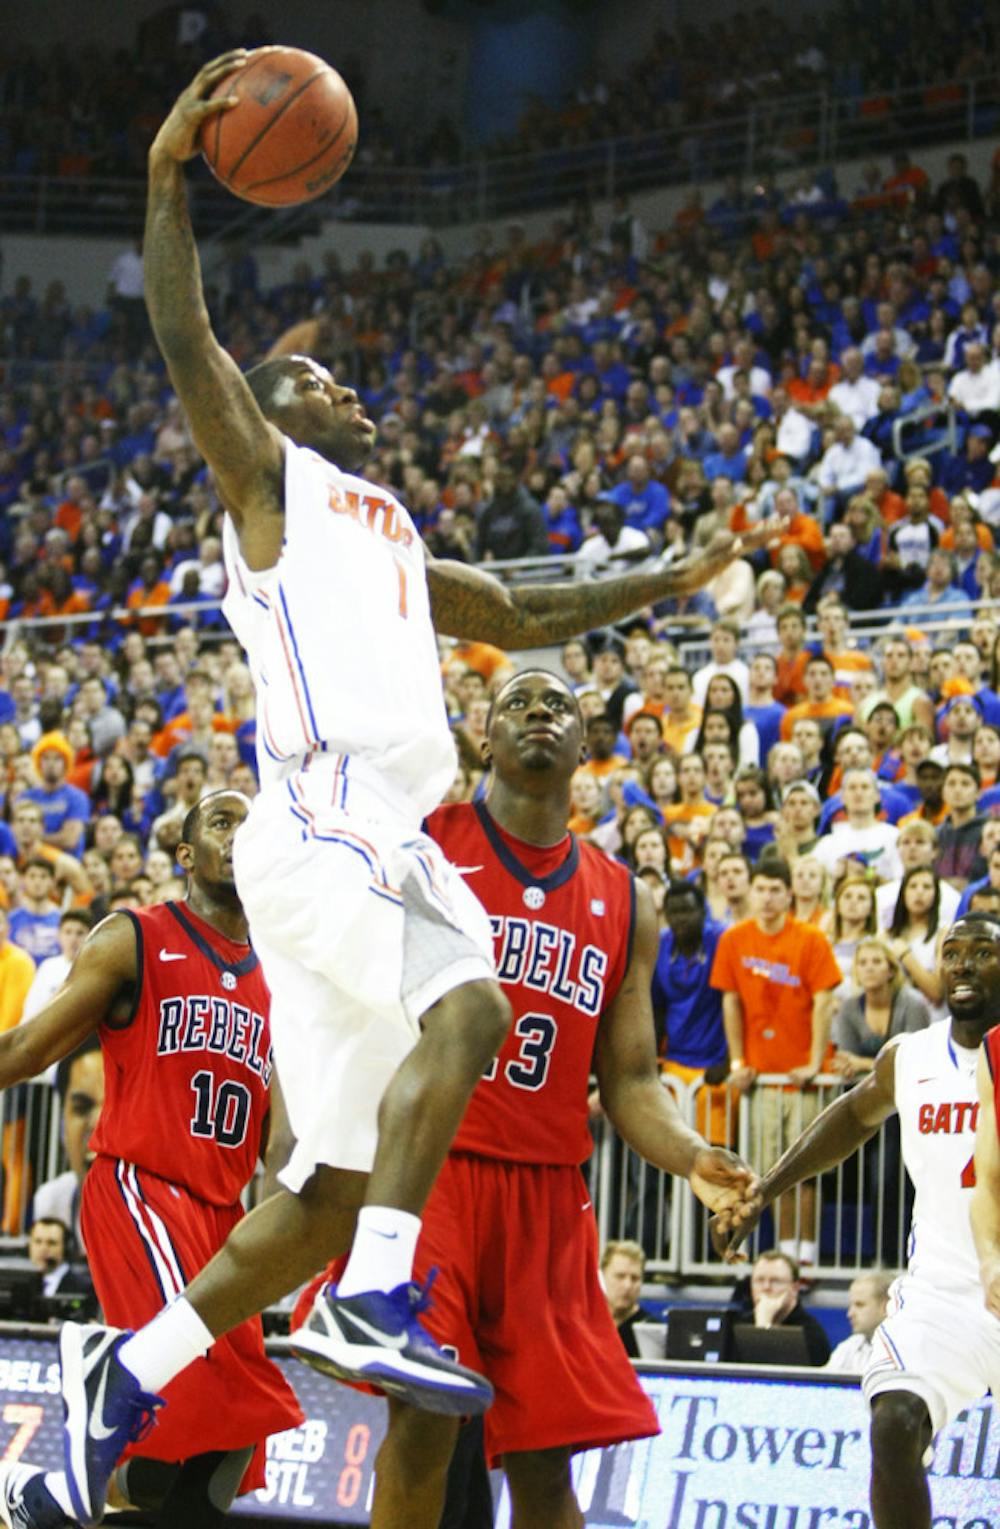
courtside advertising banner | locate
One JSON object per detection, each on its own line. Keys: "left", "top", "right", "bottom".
{"left": 0, "top": 1334, "right": 995, "bottom": 1525}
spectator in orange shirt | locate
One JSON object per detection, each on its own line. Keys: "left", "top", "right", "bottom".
{"left": 883, "top": 150, "right": 929, "bottom": 207}
{"left": 126, "top": 552, "right": 172, "bottom": 638}
{"left": 770, "top": 487, "right": 826, "bottom": 572}
{"left": 863, "top": 467, "right": 906, "bottom": 527}
{"left": 815, "top": 600, "right": 876, "bottom": 698}
{"left": 152, "top": 670, "right": 234, "bottom": 762}
{"left": 660, "top": 667, "right": 703, "bottom": 756}
{"left": 53, "top": 475, "right": 89, "bottom": 544}
{"left": 710, "top": 858, "right": 841, "bottom": 1265}
{"left": 577, "top": 714, "right": 628, "bottom": 783}
{"left": 780, "top": 654, "right": 855, "bottom": 743}
{"left": 774, "top": 605, "right": 811, "bottom": 705}
{"left": 663, "top": 754, "right": 716, "bottom": 869}
{"left": 787, "top": 357, "right": 836, "bottom": 416}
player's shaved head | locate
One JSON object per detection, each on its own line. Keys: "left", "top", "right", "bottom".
{"left": 180, "top": 789, "right": 250, "bottom": 847}
{"left": 486, "top": 669, "right": 581, "bottom": 732}
{"left": 244, "top": 357, "right": 305, "bottom": 416}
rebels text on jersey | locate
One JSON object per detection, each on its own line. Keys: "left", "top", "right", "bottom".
{"left": 89, "top": 901, "right": 272, "bottom": 1207}
{"left": 426, "top": 802, "right": 634, "bottom": 1165}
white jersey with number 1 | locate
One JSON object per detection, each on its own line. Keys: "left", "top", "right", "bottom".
{"left": 894, "top": 1018, "right": 981, "bottom": 1297}
{"left": 222, "top": 434, "right": 456, "bottom": 816}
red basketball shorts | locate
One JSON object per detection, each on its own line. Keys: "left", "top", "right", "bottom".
{"left": 82, "top": 1155, "right": 303, "bottom": 1492}
{"left": 295, "top": 1153, "right": 659, "bottom": 1466}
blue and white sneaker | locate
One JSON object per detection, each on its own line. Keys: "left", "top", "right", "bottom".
{"left": 59, "top": 1324, "right": 163, "bottom": 1527}
{"left": 0, "top": 1464, "right": 70, "bottom": 1529}
{"left": 290, "top": 1277, "right": 494, "bottom": 1416}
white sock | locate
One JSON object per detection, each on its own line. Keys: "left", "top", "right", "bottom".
{"left": 336, "top": 1206, "right": 422, "bottom": 1297}
{"left": 778, "top": 1238, "right": 799, "bottom": 1262}
{"left": 799, "top": 1239, "right": 818, "bottom": 1266}
{"left": 42, "top": 1473, "right": 75, "bottom": 1517}
{"left": 117, "top": 1296, "right": 214, "bottom": 1394}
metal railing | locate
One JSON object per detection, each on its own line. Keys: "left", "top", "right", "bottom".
{"left": 891, "top": 398, "right": 959, "bottom": 464}
{"left": 592, "top": 1072, "right": 908, "bottom": 1284}
{"left": 0, "top": 1083, "right": 65, "bottom": 1240}
{"left": 3, "top": 73, "right": 1000, "bottom": 238}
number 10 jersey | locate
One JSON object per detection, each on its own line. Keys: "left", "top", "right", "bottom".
{"left": 90, "top": 900, "right": 273, "bottom": 1207}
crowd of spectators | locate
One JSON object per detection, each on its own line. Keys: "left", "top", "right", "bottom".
{"left": 5, "top": 114, "right": 1000, "bottom": 1277}
{"left": 0, "top": 0, "right": 996, "bottom": 183}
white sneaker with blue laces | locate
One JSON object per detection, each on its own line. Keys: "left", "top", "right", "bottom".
{"left": 291, "top": 1277, "right": 493, "bottom": 1416}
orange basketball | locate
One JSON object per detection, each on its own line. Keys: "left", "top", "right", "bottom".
{"left": 200, "top": 46, "right": 357, "bottom": 207}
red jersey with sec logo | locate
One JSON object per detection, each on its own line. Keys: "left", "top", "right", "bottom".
{"left": 988, "top": 1023, "right": 1000, "bottom": 1143}
{"left": 426, "top": 801, "right": 635, "bottom": 1165}
{"left": 90, "top": 900, "right": 272, "bottom": 1207}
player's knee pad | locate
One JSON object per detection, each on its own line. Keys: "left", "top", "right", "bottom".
{"left": 154, "top": 1448, "right": 254, "bottom": 1526}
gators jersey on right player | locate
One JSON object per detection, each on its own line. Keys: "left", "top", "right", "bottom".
{"left": 894, "top": 1018, "right": 981, "bottom": 1296}
{"left": 89, "top": 900, "right": 273, "bottom": 1207}
{"left": 426, "top": 801, "right": 635, "bottom": 1165}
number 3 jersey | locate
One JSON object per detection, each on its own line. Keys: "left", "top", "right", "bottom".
{"left": 89, "top": 901, "right": 273, "bottom": 1208}
{"left": 426, "top": 802, "right": 635, "bottom": 1166}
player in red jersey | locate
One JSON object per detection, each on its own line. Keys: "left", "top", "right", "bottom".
{"left": 292, "top": 670, "right": 761, "bottom": 1527}
{"left": 0, "top": 789, "right": 302, "bottom": 1529}
{"left": 972, "top": 1019, "right": 1000, "bottom": 1321}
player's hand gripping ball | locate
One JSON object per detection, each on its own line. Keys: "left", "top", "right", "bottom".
{"left": 200, "top": 45, "right": 357, "bottom": 206}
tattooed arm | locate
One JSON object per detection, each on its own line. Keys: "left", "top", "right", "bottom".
{"left": 427, "top": 526, "right": 773, "bottom": 648}
{"left": 145, "top": 53, "right": 284, "bottom": 537}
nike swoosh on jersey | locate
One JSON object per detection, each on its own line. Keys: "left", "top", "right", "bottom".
{"left": 88, "top": 1354, "right": 119, "bottom": 1443}
{"left": 158, "top": 949, "right": 187, "bottom": 962}
{"left": 453, "top": 866, "right": 484, "bottom": 876}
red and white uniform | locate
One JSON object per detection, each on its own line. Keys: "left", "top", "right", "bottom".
{"left": 863, "top": 1021, "right": 1000, "bottom": 1436}
{"left": 296, "top": 802, "right": 660, "bottom": 1464}
{"left": 84, "top": 902, "right": 302, "bottom": 1488}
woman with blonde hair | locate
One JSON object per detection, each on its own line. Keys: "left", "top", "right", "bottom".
{"left": 831, "top": 936, "right": 930, "bottom": 1080}
{"left": 791, "top": 855, "right": 831, "bottom": 927}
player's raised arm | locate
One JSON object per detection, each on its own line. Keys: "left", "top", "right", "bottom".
{"left": 0, "top": 914, "right": 136, "bottom": 1088}
{"left": 145, "top": 53, "right": 284, "bottom": 529}
{"left": 593, "top": 880, "right": 760, "bottom": 1244}
{"left": 425, "top": 522, "right": 785, "bottom": 649}
{"left": 971, "top": 1045, "right": 1000, "bottom": 1319}
{"left": 714, "top": 1038, "right": 900, "bottom": 1257}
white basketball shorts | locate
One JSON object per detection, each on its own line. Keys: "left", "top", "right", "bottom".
{"left": 233, "top": 754, "right": 496, "bottom": 1186}
{"left": 862, "top": 1273, "right": 1000, "bottom": 1437}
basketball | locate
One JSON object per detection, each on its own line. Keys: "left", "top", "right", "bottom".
{"left": 200, "top": 45, "right": 357, "bottom": 207}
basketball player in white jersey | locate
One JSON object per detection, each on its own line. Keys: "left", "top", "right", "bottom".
{"left": 57, "top": 53, "right": 767, "bottom": 1528}
{"left": 715, "top": 911, "right": 1000, "bottom": 1529}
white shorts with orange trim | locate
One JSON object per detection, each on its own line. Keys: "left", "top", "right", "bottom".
{"left": 862, "top": 1274, "right": 1000, "bottom": 1438}
{"left": 234, "top": 753, "right": 496, "bottom": 1184}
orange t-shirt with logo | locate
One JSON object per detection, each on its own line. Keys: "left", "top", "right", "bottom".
{"left": 710, "top": 915, "right": 841, "bottom": 1073}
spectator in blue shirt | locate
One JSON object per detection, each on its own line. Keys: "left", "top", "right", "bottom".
{"left": 607, "top": 454, "right": 671, "bottom": 537}
{"left": 939, "top": 426, "right": 996, "bottom": 497}
{"left": 900, "top": 549, "right": 975, "bottom": 626}
{"left": 702, "top": 422, "right": 749, "bottom": 485}
{"left": 19, "top": 733, "right": 89, "bottom": 854}
{"left": 651, "top": 881, "right": 728, "bottom": 1076}
{"left": 9, "top": 858, "right": 62, "bottom": 965}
